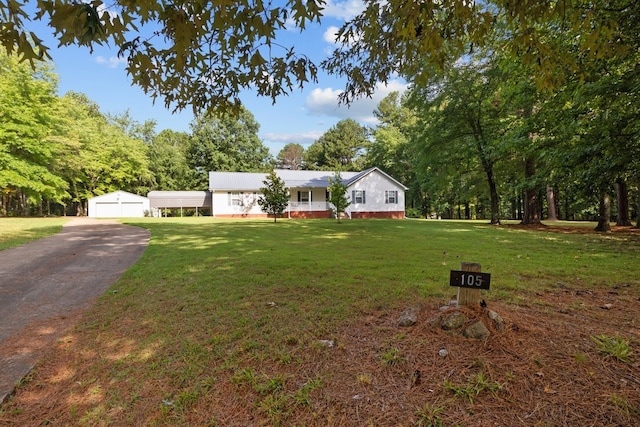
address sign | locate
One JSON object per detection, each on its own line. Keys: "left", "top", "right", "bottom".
{"left": 449, "top": 270, "right": 491, "bottom": 290}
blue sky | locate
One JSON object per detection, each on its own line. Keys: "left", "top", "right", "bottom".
{"left": 29, "top": 1, "right": 407, "bottom": 155}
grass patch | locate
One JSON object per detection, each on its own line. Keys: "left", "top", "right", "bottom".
{"left": 591, "top": 334, "right": 634, "bottom": 363}
{"left": 0, "top": 217, "right": 67, "bottom": 250}
{"left": 444, "top": 372, "right": 503, "bottom": 403}
{"left": 415, "top": 402, "right": 447, "bottom": 427}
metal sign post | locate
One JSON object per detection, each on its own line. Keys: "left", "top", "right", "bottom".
{"left": 450, "top": 262, "right": 491, "bottom": 306}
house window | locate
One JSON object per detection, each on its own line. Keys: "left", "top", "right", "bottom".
{"left": 385, "top": 190, "right": 398, "bottom": 204}
{"left": 298, "top": 191, "right": 311, "bottom": 203}
{"left": 352, "top": 190, "right": 366, "bottom": 204}
{"left": 228, "top": 192, "right": 242, "bottom": 206}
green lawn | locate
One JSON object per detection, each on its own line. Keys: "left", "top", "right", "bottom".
{"left": 0, "top": 217, "right": 68, "bottom": 250}
{"left": 2, "top": 218, "right": 639, "bottom": 425}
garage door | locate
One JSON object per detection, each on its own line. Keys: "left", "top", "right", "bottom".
{"left": 95, "top": 202, "right": 120, "bottom": 218}
{"left": 121, "top": 202, "right": 145, "bottom": 217}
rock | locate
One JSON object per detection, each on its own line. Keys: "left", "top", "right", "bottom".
{"left": 487, "top": 310, "right": 505, "bottom": 331}
{"left": 438, "top": 349, "right": 449, "bottom": 357}
{"left": 463, "top": 320, "right": 490, "bottom": 339}
{"left": 427, "top": 315, "right": 443, "bottom": 328}
{"left": 397, "top": 304, "right": 423, "bottom": 327}
{"left": 318, "top": 340, "right": 334, "bottom": 348}
{"left": 441, "top": 312, "right": 466, "bottom": 330}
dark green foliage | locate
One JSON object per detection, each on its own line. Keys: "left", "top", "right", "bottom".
{"left": 305, "top": 119, "right": 369, "bottom": 170}
{"left": 327, "top": 172, "right": 350, "bottom": 222}
{"left": 258, "top": 171, "right": 289, "bottom": 222}
{"left": 186, "top": 107, "right": 272, "bottom": 188}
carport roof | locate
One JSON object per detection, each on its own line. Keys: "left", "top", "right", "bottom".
{"left": 147, "top": 191, "right": 211, "bottom": 208}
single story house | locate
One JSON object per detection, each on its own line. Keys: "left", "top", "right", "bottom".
{"left": 88, "top": 191, "right": 150, "bottom": 218}
{"left": 209, "top": 167, "right": 407, "bottom": 219}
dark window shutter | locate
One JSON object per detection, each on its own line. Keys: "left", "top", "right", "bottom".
{"left": 298, "top": 191, "right": 301, "bottom": 202}
{"left": 362, "top": 191, "right": 366, "bottom": 204}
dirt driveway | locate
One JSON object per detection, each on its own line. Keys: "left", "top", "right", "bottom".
{"left": 0, "top": 218, "right": 150, "bottom": 403}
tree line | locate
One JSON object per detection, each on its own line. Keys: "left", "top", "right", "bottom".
{"left": 1, "top": 1, "right": 639, "bottom": 228}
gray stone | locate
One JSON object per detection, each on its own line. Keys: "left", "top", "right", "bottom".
{"left": 441, "top": 312, "right": 466, "bottom": 330}
{"left": 427, "top": 314, "right": 443, "bottom": 328}
{"left": 398, "top": 304, "right": 423, "bottom": 327}
{"left": 463, "top": 320, "right": 491, "bottom": 339}
{"left": 487, "top": 310, "right": 505, "bottom": 331}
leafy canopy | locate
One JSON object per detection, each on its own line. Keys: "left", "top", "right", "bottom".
{"left": 1, "top": 1, "right": 631, "bottom": 114}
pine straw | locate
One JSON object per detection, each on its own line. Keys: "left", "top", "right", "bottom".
{"left": 1, "top": 284, "right": 639, "bottom": 426}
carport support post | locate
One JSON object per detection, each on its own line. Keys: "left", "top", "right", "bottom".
{"left": 457, "top": 262, "right": 482, "bottom": 306}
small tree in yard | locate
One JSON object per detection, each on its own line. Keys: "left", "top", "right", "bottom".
{"left": 328, "top": 172, "right": 350, "bottom": 222}
{"left": 258, "top": 171, "right": 289, "bottom": 222}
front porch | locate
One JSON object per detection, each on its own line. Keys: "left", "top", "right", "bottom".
{"left": 287, "top": 188, "right": 334, "bottom": 218}
{"left": 287, "top": 201, "right": 332, "bottom": 219}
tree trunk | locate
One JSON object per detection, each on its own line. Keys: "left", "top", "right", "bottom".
{"left": 521, "top": 156, "right": 541, "bottom": 224}
{"left": 615, "top": 179, "right": 632, "bottom": 226}
{"left": 637, "top": 190, "right": 640, "bottom": 228}
{"left": 546, "top": 185, "right": 558, "bottom": 221}
{"left": 637, "top": 186, "right": 640, "bottom": 228}
{"left": 594, "top": 192, "right": 612, "bottom": 232}
{"left": 487, "top": 168, "right": 500, "bottom": 224}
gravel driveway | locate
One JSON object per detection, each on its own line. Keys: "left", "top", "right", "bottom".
{"left": 0, "top": 218, "right": 150, "bottom": 403}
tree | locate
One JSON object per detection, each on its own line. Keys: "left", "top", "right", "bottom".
{"left": 409, "top": 59, "right": 507, "bottom": 224}
{"left": 323, "top": 1, "right": 631, "bottom": 104}
{"left": 147, "top": 130, "right": 191, "bottom": 190}
{"left": 327, "top": 172, "right": 350, "bottom": 222}
{"left": 53, "top": 91, "right": 153, "bottom": 215}
{"left": 187, "top": 106, "right": 272, "bottom": 188}
{"left": 305, "top": 119, "right": 369, "bottom": 170}
{"left": 276, "top": 143, "right": 305, "bottom": 170}
{"left": 257, "top": 171, "right": 289, "bottom": 222}
{"left": 1, "top": 1, "right": 322, "bottom": 115}
{"left": 0, "top": 51, "right": 67, "bottom": 215}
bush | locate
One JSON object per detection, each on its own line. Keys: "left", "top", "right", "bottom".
{"left": 405, "top": 207, "right": 422, "bottom": 218}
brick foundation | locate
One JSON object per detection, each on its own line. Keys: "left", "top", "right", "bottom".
{"left": 350, "top": 211, "right": 405, "bottom": 219}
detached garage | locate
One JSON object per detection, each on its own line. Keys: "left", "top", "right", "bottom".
{"left": 88, "top": 191, "right": 150, "bottom": 218}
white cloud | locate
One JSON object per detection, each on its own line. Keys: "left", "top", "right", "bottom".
{"left": 305, "top": 79, "right": 409, "bottom": 124}
{"left": 262, "top": 130, "right": 325, "bottom": 147}
{"left": 321, "top": 0, "right": 365, "bottom": 21}
{"left": 323, "top": 26, "right": 341, "bottom": 45}
{"left": 95, "top": 55, "right": 127, "bottom": 69}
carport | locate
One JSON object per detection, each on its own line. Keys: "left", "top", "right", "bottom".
{"left": 147, "top": 191, "right": 212, "bottom": 216}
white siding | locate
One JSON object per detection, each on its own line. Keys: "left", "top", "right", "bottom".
{"left": 346, "top": 171, "right": 405, "bottom": 213}
{"left": 88, "top": 191, "right": 150, "bottom": 218}
{"left": 211, "top": 191, "right": 263, "bottom": 216}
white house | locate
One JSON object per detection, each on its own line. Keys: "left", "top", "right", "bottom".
{"left": 208, "top": 168, "right": 407, "bottom": 219}
{"left": 88, "top": 191, "right": 150, "bottom": 218}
